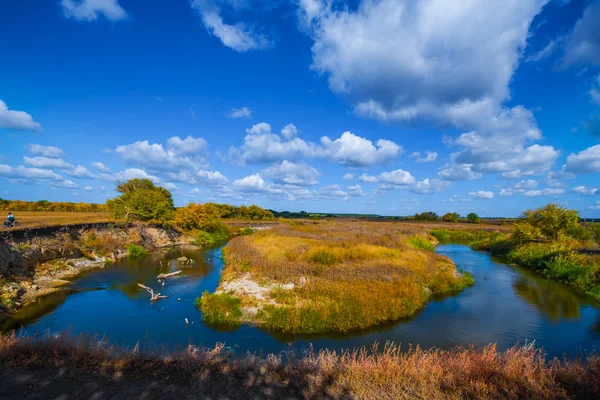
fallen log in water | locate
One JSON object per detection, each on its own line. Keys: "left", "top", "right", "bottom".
{"left": 157, "top": 270, "right": 182, "bottom": 279}
{"left": 137, "top": 283, "right": 168, "bottom": 301}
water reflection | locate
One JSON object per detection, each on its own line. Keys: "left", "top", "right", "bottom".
{"left": 512, "top": 272, "right": 584, "bottom": 321}
{"left": 2, "top": 243, "right": 600, "bottom": 358}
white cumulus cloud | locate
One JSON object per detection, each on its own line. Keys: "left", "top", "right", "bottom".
{"left": 524, "top": 188, "right": 565, "bottom": 197}
{"left": 558, "top": 2, "right": 600, "bottom": 68}
{"left": 23, "top": 156, "right": 73, "bottom": 169}
{"left": 564, "top": 145, "right": 600, "bottom": 173}
{"left": 469, "top": 190, "right": 494, "bottom": 199}
{"left": 91, "top": 162, "right": 111, "bottom": 173}
{"left": 317, "top": 131, "right": 401, "bottom": 167}
{"left": 116, "top": 135, "right": 209, "bottom": 171}
{"left": 190, "top": 0, "right": 271, "bottom": 52}
{"left": 572, "top": 186, "right": 599, "bottom": 196}
{"left": 438, "top": 164, "right": 482, "bottom": 181}
{"left": 232, "top": 173, "right": 277, "bottom": 193}
{"left": 410, "top": 151, "right": 438, "bottom": 163}
{"left": 300, "top": 0, "right": 546, "bottom": 123}
{"left": 61, "top": 0, "right": 128, "bottom": 22}
{"left": 25, "top": 144, "right": 63, "bottom": 158}
{"left": 0, "top": 100, "right": 42, "bottom": 131}
{"left": 227, "top": 106, "right": 252, "bottom": 119}
{"left": 262, "top": 160, "right": 320, "bottom": 186}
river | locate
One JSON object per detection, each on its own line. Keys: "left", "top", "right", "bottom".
{"left": 2, "top": 243, "right": 600, "bottom": 358}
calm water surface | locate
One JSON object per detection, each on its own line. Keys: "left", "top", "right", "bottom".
{"left": 3, "top": 244, "right": 600, "bottom": 358}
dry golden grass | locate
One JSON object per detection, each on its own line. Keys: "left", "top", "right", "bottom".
{"left": 2, "top": 211, "right": 114, "bottom": 229}
{"left": 1, "top": 333, "right": 598, "bottom": 399}
{"left": 201, "top": 220, "right": 473, "bottom": 333}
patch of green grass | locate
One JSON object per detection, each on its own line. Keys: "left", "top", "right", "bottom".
{"left": 407, "top": 235, "right": 435, "bottom": 251}
{"left": 240, "top": 227, "right": 254, "bottom": 235}
{"left": 127, "top": 243, "right": 146, "bottom": 258}
{"left": 308, "top": 249, "right": 338, "bottom": 266}
{"left": 447, "top": 271, "right": 475, "bottom": 293}
{"left": 193, "top": 229, "right": 230, "bottom": 246}
{"left": 197, "top": 291, "right": 242, "bottom": 326}
{"left": 430, "top": 229, "right": 499, "bottom": 243}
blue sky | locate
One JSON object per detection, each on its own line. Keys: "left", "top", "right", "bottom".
{"left": 1, "top": 0, "right": 600, "bottom": 217}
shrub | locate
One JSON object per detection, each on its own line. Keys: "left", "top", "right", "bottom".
{"left": 197, "top": 291, "right": 242, "bottom": 326}
{"left": 441, "top": 212, "right": 459, "bottom": 223}
{"left": 240, "top": 227, "right": 254, "bottom": 235}
{"left": 430, "top": 229, "right": 451, "bottom": 241}
{"left": 79, "top": 230, "right": 122, "bottom": 257}
{"left": 511, "top": 220, "right": 542, "bottom": 244}
{"left": 194, "top": 226, "right": 231, "bottom": 246}
{"left": 590, "top": 223, "right": 600, "bottom": 245}
{"left": 174, "top": 202, "right": 224, "bottom": 232}
{"left": 466, "top": 213, "right": 480, "bottom": 224}
{"left": 407, "top": 235, "right": 435, "bottom": 251}
{"left": 414, "top": 211, "right": 439, "bottom": 221}
{"left": 308, "top": 249, "right": 338, "bottom": 266}
{"left": 567, "top": 223, "right": 593, "bottom": 243}
{"left": 127, "top": 243, "right": 146, "bottom": 258}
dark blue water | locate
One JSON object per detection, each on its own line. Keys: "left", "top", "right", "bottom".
{"left": 3, "top": 244, "right": 600, "bottom": 358}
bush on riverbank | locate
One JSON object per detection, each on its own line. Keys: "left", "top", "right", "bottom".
{"left": 1, "top": 333, "right": 599, "bottom": 399}
{"left": 201, "top": 222, "right": 473, "bottom": 333}
{"left": 126, "top": 243, "right": 146, "bottom": 258}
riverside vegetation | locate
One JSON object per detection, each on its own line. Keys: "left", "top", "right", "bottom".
{"left": 199, "top": 221, "right": 473, "bottom": 333}
{"left": 431, "top": 203, "right": 600, "bottom": 300}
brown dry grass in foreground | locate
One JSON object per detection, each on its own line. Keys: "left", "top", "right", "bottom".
{"left": 1, "top": 333, "right": 599, "bottom": 399}
{"left": 2, "top": 211, "right": 114, "bottom": 229}
{"left": 201, "top": 221, "right": 474, "bottom": 333}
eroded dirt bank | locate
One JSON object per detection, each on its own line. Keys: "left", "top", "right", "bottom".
{"left": 0, "top": 223, "right": 193, "bottom": 322}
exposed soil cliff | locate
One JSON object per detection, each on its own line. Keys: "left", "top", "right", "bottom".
{"left": 0, "top": 223, "right": 193, "bottom": 322}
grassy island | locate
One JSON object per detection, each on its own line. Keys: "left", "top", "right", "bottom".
{"left": 198, "top": 221, "right": 473, "bottom": 333}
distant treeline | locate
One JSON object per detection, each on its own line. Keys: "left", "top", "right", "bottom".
{"left": 268, "top": 210, "right": 382, "bottom": 219}
{"left": 206, "top": 203, "right": 274, "bottom": 220}
{"left": 0, "top": 199, "right": 108, "bottom": 212}
{"left": 0, "top": 198, "right": 275, "bottom": 221}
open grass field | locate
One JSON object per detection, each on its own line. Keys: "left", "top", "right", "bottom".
{"left": 2, "top": 211, "right": 114, "bottom": 229}
{"left": 199, "top": 220, "right": 474, "bottom": 333}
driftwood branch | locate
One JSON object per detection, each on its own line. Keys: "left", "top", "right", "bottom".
{"left": 137, "top": 283, "right": 167, "bottom": 301}
{"left": 157, "top": 270, "right": 182, "bottom": 279}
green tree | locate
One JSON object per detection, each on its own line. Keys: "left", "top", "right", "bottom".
{"left": 511, "top": 220, "right": 542, "bottom": 243}
{"left": 519, "top": 203, "right": 580, "bottom": 242}
{"left": 589, "top": 223, "right": 600, "bottom": 245}
{"left": 106, "top": 178, "right": 174, "bottom": 224}
{"left": 466, "top": 213, "right": 480, "bottom": 224}
{"left": 414, "top": 212, "right": 439, "bottom": 221}
{"left": 442, "top": 212, "right": 459, "bottom": 223}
